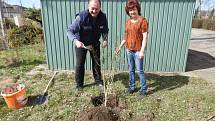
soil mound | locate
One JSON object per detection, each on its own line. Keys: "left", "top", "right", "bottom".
{"left": 72, "top": 106, "right": 120, "bottom": 121}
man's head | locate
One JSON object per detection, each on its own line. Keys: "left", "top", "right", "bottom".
{"left": 88, "top": 0, "right": 101, "bottom": 17}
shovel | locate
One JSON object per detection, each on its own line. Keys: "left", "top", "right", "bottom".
{"left": 39, "top": 71, "right": 58, "bottom": 104}
{"left": 82, "top": 44, "right": 92, "bottom": 50}
{"left": 82, "top": 44, "right": 100, "bottom": 67}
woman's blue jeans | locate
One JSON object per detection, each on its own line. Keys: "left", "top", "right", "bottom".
{"left": 126, "top": 49, "right": 147, "bottom": 94}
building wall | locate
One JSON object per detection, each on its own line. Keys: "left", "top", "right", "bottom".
{"left": 2, "top": 2, "right": 24, "bottom": 19}
{"left": 41, "top": 0, "right": 196, "bottom": 72}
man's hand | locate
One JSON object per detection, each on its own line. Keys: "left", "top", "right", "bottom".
{"left": 75, "top": 40, "right": 84, "bottom": 48}
{"left": 102, "top": 41, "right": 108, "bottom": 48}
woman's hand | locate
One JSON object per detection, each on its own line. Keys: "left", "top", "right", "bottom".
{"left": 115, "top": 47, "right": 121, "bottom": 55}
{"left": 138, "top": 52, "right": 144, "bottom": 58}
{"left": 115, "top": 40, "right": 126, "bottom": 55}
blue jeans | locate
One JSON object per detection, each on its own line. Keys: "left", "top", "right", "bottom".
{"left": 127, "top": 49, "right": 147, "bottom": 94}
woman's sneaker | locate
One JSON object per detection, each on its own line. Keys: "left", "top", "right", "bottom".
{"left": 127, "top": 89, "right": 135, "bottom": 94}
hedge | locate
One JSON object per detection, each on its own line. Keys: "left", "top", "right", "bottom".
{"left": 192, "top": 19, "right": 215, "bottom": 31}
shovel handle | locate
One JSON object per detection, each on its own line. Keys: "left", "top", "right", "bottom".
{"left": 44, "top": 71, "right": 58, "bottom": 93}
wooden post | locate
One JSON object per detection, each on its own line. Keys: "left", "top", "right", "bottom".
{"left": 0, "top": 0, "right": 8, "bottom": 49}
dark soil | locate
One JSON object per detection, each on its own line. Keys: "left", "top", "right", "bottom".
{"left": 73, "top": 94, "right": 120, "bottom": 121}
{"left": 91, "top": 94, "right": 104, "bottom": 107}
{"left": 91, "top": 93, "right": 118, "bottom": 108}
{"left": 72, "top": 106, "right": 120, "bottom": 121}
{"left": 74, "top": 93, "right": 154, "bottom": 121}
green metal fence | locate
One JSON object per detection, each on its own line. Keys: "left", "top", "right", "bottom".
{"left": 41, "top": 0, "right": 196, "bottom": 72}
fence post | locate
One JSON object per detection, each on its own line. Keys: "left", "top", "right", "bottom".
{"left": 0, "top": 0, "right": 8, "bottom": 49}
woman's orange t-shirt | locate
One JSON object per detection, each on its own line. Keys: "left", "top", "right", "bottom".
{"left": 125, "top": 16, "right": 148, "bottom": 51}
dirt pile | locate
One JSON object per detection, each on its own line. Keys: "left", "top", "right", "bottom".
{"left": 73, "top": 93, "right": 154, "bottom": 121}
{"left": 73, "top": 94, "right": 120, "bottom": 121}
{"left": 91, "top": 94, "right": 118, "bottom": 108}
{"left": 72, "top": 106, "right": 120, "bottom": 121}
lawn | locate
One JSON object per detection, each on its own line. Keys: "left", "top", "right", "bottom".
{"left": 0, "top": 44, "right": 215, "bottom": 121}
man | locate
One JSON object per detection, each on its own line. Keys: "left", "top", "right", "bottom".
{"left": 67, "top": 0, "right": 109, "bottom": 91}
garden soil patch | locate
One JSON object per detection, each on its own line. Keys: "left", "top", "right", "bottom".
{"left": 73, "top": 94, "right": 121, "bottom": 121}
{"left": 73, "top": 94, "right": 153, "bottom": 121}
{"left": 91, "top": 93, "right": 118, "bottom": 108}
{"left": 72, "top": 106, "right": 120, "bottom": 121}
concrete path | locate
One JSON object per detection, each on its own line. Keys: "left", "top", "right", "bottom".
{"left": 186, "top": 28, "right": 215, "bottom": 84}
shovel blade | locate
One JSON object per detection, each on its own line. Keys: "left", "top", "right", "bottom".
{"left": 38, "top": 92, "right": 49, "bottom": 104}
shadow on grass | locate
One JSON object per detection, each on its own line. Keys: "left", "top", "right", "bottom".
{"left": 26, "top": 94, "right": 48, "bottom": 106}
{"left": 0, "top": 65, "right": 5, "bottom": 69}
{"left": 113, "top": 72, "right": 189, "bottom": 94}
{"left": 0, "top": 95, "right": 45, "bottom": 108}
{"left": 0, "top": 59, "right": 44, "bottom": 69}
{"left": 84, "top": 82, "right": 97, "bottom": 88}
{"left": 0, "top": 97, "right": 5, "bottom": 106}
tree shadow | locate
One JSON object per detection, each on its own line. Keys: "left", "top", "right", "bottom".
{"left": 190, "top": 37, "right": 215, "bottom": 40}
{"left": 113, "top": 72, "right": 189, "bottom": 94}
{"left": 0, "top": 59, "right": 44, "bottom": 69}
{"left": 145, "top": 73, "right": 189, "bottom": 92}
{"left": 186, "top": 49, "right": 215, "bottom": 71}
{"left": 83, "top": 82, "right": 97, "bottom": 88}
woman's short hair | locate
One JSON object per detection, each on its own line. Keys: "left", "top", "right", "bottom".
{"left": 125, "top": 0, "right": 141, "bottom": 16}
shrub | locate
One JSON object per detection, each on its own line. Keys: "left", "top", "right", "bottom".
{"left": 7, "top": 25, "right": 43, "bottom": 48}
{"left": 192, "top": 19, "right": 215, "bottom": 31}
{"left": 23, "top": 8, "right": 42, "bottom": 26}
{"left": 4, "top": 18, "right": 17, "bottom": 29}
{"left": 192, "top": 19, "right": 203, "bottom": 28}
{"left": 202, "top": 19, "right": 215, "bottom": 31}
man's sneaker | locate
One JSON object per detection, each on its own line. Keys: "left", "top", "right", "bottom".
{"left": 74, "top": 87, "right": 83, "bottom": 95}
{"left": 96, "top": 80, "right": 104, "bottom": 87}
{"left": 98, "top": 83, "right": 103, "bottom": 87}
{"left": 76, "top": 87, "right": 83, "bottom": 92}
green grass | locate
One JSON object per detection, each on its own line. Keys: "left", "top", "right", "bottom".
{"left": 0, "top": 45, "right": 215, "bottom": 121}
{"left": 0, "top": 44, "right": 45, "bottom": 86}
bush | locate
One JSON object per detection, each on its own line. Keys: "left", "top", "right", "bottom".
{"left": 23, "top": 8, "right": 42, "bottom": 26}
{"left": 4, "top": 18, "right": 17, "bottom": 29}
{"left": 192, "top": 19, "right": 203, "bottom": 28}
{"left": 192, "top": 19, "right": 215, "bottom": 31}
{"left": 7, "top": 25, "right": 43, "bottom": 48}
{"left": 202, "top": 19, "right": 215, "bottom": 30}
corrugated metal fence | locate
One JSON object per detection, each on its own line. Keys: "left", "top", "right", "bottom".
{"left": 41, "top": 0, "right": 195, "bottom": 72}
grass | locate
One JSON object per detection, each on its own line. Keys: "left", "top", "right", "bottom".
{"left": 0, "top": 44, "right": 215, "bottom": 121}
{"left": 0, "top": 44, "right": 45, "bottom": 86}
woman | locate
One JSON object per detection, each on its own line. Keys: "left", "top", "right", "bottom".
{"left": 115, "top": 0, "right": 148, "bottom": 96}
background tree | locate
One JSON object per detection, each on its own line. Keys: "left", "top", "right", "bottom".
{"left": 194, "top": 6, "right": 200, "bottom": 18}
{"left": 209, "top": 8, "right": 215, "bottom": 19}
